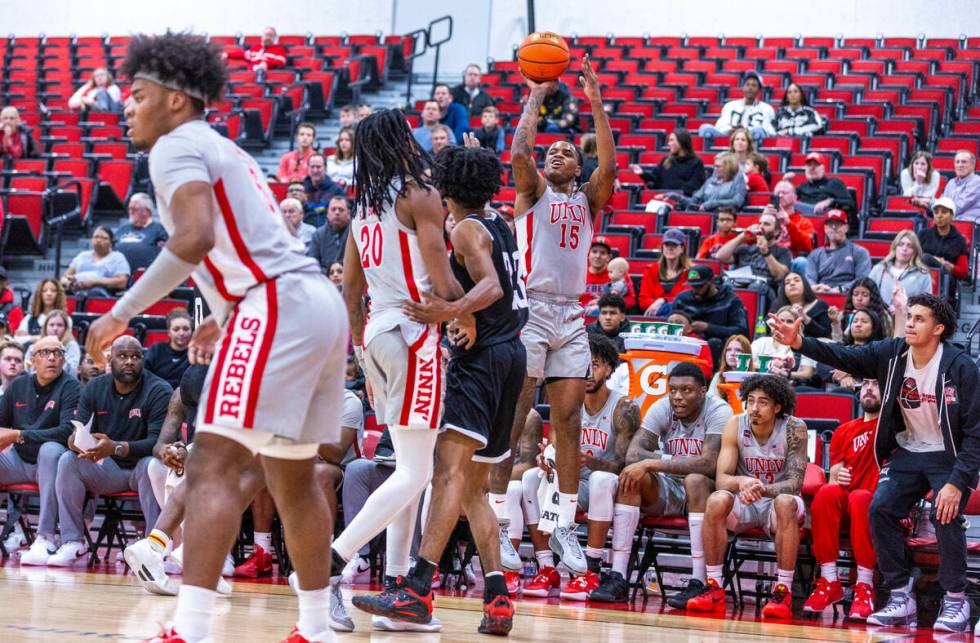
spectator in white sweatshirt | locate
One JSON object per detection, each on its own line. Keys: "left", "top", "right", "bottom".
{"left": 698, "top": 71, "right": 775, "bottom": 148}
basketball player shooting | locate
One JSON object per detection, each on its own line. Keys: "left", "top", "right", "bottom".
{"left": 487, "top": 54, "right": 616, "bottom": 574}
{"left": 84, "top": 33, "right": 349, "bottom": 643}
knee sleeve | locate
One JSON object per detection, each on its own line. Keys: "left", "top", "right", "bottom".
{"left": 521, "top": 467, "right": 544, "bottom": 525}
{"left": 586, "top": 471, "right": 618, "bottom": 523}
{"left": 506, "top": 479, "right": 524, "bottom": 539}
{"left": 147, "top": 458, "right": 169, "bottom": 509}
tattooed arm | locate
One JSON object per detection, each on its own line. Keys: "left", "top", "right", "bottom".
{"left": 511, "top": 79, "right": 549, "bottom": 209}
{"left": 625, "top": 425, "right": 661, "bottom": 465}
{"left": 516, "top": 409, "right": 545, "bottom": 467}
{"left": 584, "top": 398, "right": 640, "bottom": 474}
{"left": 762, "top": 418, "right": 808, "bottom": 498}
{"left": 650, "top": 434, "right": 721, "bottom": 477}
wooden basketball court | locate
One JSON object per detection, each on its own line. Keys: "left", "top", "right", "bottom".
{"left": 0, "top": 564, "right": 923, "bottom": 642}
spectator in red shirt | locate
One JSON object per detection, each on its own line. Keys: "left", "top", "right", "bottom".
{"left": 276, "top": 122, "right": 317, "bottom": 183}
{"left": 226, "top": 26, "right": 287, "bottom": 71}
{"left": 0, "top": 106, "right": 35, "bottom": 160}
{"left": 639, "top": 228, "right": 692, "bottom": 316}
{"left": 772, "top": 179, "right": 815, "bottom": 251}
{"left": 803, "top": 378, "right": 881, "bottom": 620}
{"left": 697, "top": 207, "right": 739, "bottom": 259}
{"left": 581, "top": 236, "right": 636, "bottom": 311}
{"left": 744, "top": 153, "right": 769, "bottom": 193}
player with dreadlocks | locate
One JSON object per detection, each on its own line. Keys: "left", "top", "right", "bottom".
{"left": 333, "top": 109, "right": 471, "bottom": 633}
{"left": 83, "top": 32, "right": 349, "bottom": 643}
{"left": 353, "top": 145, "right": 528, "bottom": 634}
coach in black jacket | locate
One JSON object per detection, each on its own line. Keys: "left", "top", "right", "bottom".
{"left": 52, "top": 336, "right": 172, "bottom": 564}
{"left": 0, "top": 337, "right": 80, "bottom": 557}
{"left": 770, "top": 293, "right": 980, "bottom": 626}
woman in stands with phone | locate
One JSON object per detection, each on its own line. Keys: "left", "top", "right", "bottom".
{"left": 768, "top": 271, "right": 831, "bottom": 338}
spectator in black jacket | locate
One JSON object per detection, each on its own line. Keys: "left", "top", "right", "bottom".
{"left": 307, "top": 195, "right": 351, "bottom": 273}
{"left": 50, "top": 336, "right": 172, "bottom": 567}
{"left": 0, "top": 336, "right": 80, "bottom": 564}
{"left": 671, "top": 265, "right": 749, "bottom": 364}
{"left": 537, "top": 82, "right": 578, "bottom": 133}
{"left": 774, "top": 83, "right": 825, "bottom": 137}
{"left": 586, "top": 292, "right": 629, "bottom": 353}
{"left": 770, "top": 294, "right": 980, "bottom": 630}
{"left": 797, "top": 153, "right": 855, "bottom": 219}
{"left": 302, "top": 153, "right": 346, "bottom": 227}
{"left": 451, "top": 64, "right": 496, "bottom": 116}
{"left": 144, "top": 309, "right": 191, "bottom": 388}
{"left": 472, "top": 106, "right": 504, "bottom": 154}
{"left": 920, "top": 197, "right": 970, "bottom": 283}
{"left": 629, "top": 127, "right": 705, "bottom": 197}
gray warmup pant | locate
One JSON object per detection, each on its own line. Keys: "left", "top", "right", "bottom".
{"left": 0, "top": 442, "right": 67, "bottom": 539}
{"left": 55, "top": 453, "right": 160, "bottom": 543}
{"left": 341, "top": 458, "right": 421, "bottom": 558}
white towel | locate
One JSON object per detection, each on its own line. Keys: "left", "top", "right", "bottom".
{"left": 536, "top": 444, "right": 561, "bottom": 535}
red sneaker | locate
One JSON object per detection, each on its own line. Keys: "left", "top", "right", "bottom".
{"left": 504, "top": 571, "right": 522, "bottom": 596}
{"left": 685, "top": 578, "right": 726, "bottom": 612}
{"left": 233, "top": 545, "right": 273, "bottom": 578}
{"left": 143, "top": 625, "right": 187, "bottom": 642}
{"left": 761, "top": 583, "right": 794, "bottom": 619}
{"left": 523, "top": 565, "right": 560, "bottom": 597}
{"left": 279, "top": 626, "right": 333, "bottom": 642}
{"left": 478, "top": 594, "right": 515, "bottom": 635}
{"left": 559, "top": 570, "right": 600, "bottom": 601}
{"left": 431, "top": 568, "right": 441, "bottom": 589}
{"left": 803, "top": 577, "right": 844, "bottom": 612}
{"left": 848, "top": 582, "right": 875, "bottom": 620}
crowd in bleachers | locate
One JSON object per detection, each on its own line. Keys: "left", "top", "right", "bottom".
{"left": 2, "top": 30, "right": 980, "bottom": 633}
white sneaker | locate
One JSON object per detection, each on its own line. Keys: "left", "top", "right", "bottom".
{"left": 341, "top": 555, "right": 370, "bottom": 584}
{"left": 548, "top": 524, "right": 587, "bottom": 575}
{"left": 934, "top": 594, "right": 971, "bottom": 633}
{"left": 124, "top": 539, "right": 178, "bottom": 596}
{"left": 166, "top": 543, "right": 184, "bottom": 575}
{"left": 222, "top": 553, "right": 235, "bottom": 577}
{"left": 4, "top": 527, "right": 26, "bottom": 552}
{"left": 19, "top": 536, "right": 57, "bottom": 566}
{"left": 46, "top": 541, "right": 89, "bottom": 567}
{"left": 372, "top": 614, "right": 444, "bottom": 632}
{"left": 498, "top": 519, "right": 522, "bottom": 572}
{"left": 867, "top": 590, "right": 917, "bottom": 628}
{"left": 216, "top": 576, "right": 233, "bottom": 596}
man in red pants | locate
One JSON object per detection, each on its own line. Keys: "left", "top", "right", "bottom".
{"left": 803, "top": 378, "right": 881, "bottom": 619}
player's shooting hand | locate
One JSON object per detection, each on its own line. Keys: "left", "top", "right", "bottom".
{"left": 935, "top": 483, "right": 963, "bottom": 525}
{"left": 188, "top": 316, "right": 221, "bottom": 365}
{"left": 579, "top": 54, "right": 601, "bottom": 102}
{"left": 738, "top": 478, "right": 765, "bottom": 504}
{"left": 461, "top": 132, "right": 480, "bottom": 149}
{"left": 85, "top": 314, "right": 129, "bottom": 369}
{"left": 768, "top": 312, "right": 804, "bottom": 349}
{"left": 402, "top": 295, "right": 459, "bottom": 324}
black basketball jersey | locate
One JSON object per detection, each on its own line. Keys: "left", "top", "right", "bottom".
{"left": 451, "top": 211, "right": 529, "bottom": 352}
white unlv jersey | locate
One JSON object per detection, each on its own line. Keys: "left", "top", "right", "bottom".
{"left": 514, "top": 186, "right": 593, "bottom": 299}
{"left": 735, "top": 413, "right": 796, "bottom": 485}
{"left": 149, "top": 120, "right": 317, "bottom": 322}
{"left": 580, "top": 391, "right": 622, "bottom": 477}
{"left": 350, "top": 181, "right": 433, "bottom": 347}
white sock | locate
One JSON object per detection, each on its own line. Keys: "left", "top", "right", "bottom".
{"left": 557, "top": 492, "right": 578, "bottom": 527}
{"left": 535, "top": 549, "right": 553, "bottom": 570}
{"left": 488, "top": 492, "right": 509, "bottom": 521}
{"left": 777, "top": 569, "right": 794, "bottom": 588}
{"left": 505, "top": 480, "right": 525, "bottom": 539}
{"left": 611, "top": 504, "right": 639, "bottom": 577}
{"left": 253, "top": 531, "right": 272, "bottom": 553}
{"left": 332, "top": 428, "right": 437, "bottom": 561}
{"left": 296, "top": 586, "right": 331, "bottom": 637}
{"left": 901, "top": 577, "right": 914, "bottom": 593}
{"left": 706, "top": 564, "right": 723, "bottom": 586}
{"left": 585, "top": 546, "right": 604, "bottom": 562}
{"left": 174, "top": 584, "right": 217, "bottom": 642}
{"left": 821, "top": 562, "right": 838, "bottom": 582}
{"left": 688, "top": 513, "right": 705, "bottom": 583}
{"left": 947, "top": 591, "right": 966, "bottom": 600}
{"left": 857, "top": 566, "right": 874, "bottom": 585}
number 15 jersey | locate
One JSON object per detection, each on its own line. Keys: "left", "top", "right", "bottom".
{"left": 514, "top": 186, "right": 593, "bottom": 299}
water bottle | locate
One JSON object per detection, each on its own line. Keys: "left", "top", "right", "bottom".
{"left": 754, "top": 314, "right": 767, "bottom": 337}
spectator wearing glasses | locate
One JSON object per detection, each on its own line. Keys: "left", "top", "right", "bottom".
{"left": 940, "top": 150, "right": 980, "bottom": 222}
{"left": 24, "top": 310, "right": 79, "bottom": 379}
{"left": 0, "top": 336, "right": 81, "bottom": 564}
{"left": 49, "top": 336, "right": 171, "bottom": 567}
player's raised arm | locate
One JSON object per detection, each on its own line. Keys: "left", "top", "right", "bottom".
{"left": 578, "top": 55, "right": 616, "bottom": 216}
{"left": 511, "top": 79, "right": 550, "bottom": 203}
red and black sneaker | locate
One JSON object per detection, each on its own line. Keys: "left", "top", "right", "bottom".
{"left": 478, "top": 594, "right": 515, "bottom": 636}
{"left": 351, "top": 575, "right": 433, "bottom": 624}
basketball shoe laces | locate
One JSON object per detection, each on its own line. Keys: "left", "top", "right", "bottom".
{"left": 939, "top": 595, "right": 967, "bottom": 623}
{"left": 877, "top": 591, "right": 911, "bottom": 617}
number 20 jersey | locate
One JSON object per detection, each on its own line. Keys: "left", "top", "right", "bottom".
{"left": 514, "top": 186, "right": 593, "bottom": 299}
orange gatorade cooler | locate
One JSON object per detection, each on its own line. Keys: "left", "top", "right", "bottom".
{"left": 623, "top": 322, "right": 710, "bottom": 417}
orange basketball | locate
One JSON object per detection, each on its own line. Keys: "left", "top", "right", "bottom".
{"left": 517, "top": 32, "right": 570, "bottom": 82}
